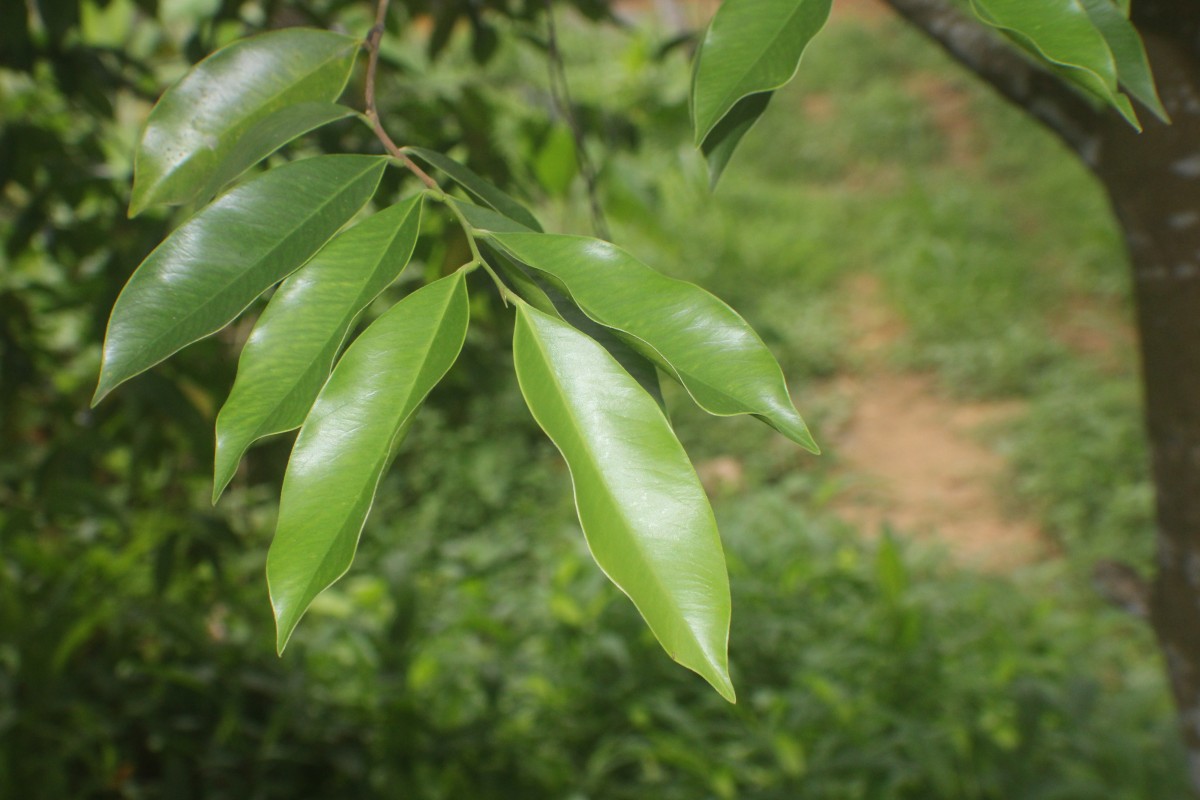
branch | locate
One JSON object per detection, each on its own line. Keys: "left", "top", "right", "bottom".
{"left": 364, "top": 0, "right": 440, "bottom": 190}
{"left": 879, "top": 0, "right": 1104, "bottom": 161}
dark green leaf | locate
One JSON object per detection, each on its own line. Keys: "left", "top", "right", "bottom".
{"left": 970, "top": 0, "right": 1139, "bottom": 127}
{"left": 95, "top": 155, "right": 387, "bottom": 404}
{"left": 406, "top": 146, "right": 543, "bottom": 231}
{"left": 488, "top": 233, "right": 818, "bottom": 452}
{"left": 213, "top": 196, "right": 424, "bottom": 500}
{"left": 1080, "top": 0, "right": 1168, "bottom": 122}
{"left": 699, "top": 92, "right": 772, "bottom": 188}
{"left": 198, "top": 102, "right": 359, "bottom": 205}
{"left": 691, "top": 0, "right": 832, "bottom": 148}
{"left": 130, "top": 28, "right": 360, "bottom": 215}
{"left": 269, "top": 272, "right": 470, "bottom": 650}
{"left": 513, "top": 303, "right": 734, "bottom": 701}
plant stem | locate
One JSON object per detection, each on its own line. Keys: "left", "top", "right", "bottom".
{"left": 442, "top": 195, "right": 517, "bottom": 304}
{"left": 364, "top": 0, "right": 440, "bottom": 190}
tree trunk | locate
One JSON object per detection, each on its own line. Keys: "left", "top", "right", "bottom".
{"left": 1094, "top": 8, "right": 1200, "bottom": 790}
{"left": 882, "top": 0, "right": 1200, "bottom": 792}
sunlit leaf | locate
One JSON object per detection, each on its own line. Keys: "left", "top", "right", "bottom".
{"left": 691, "top": 0, "right": 832, "bottom": 181}
{"left": 269, "top": 272, "right": 470, "bottom": 650}
{"left": 488, "top": 233, "right": 818, "bottom": 452}
{"left": 198, "top": 102, "right": 359, "bottom": 204}
{"left": 95, "top": 155, "right": 387, "bottom": 404}
{"left": 513, "top": 303, "right": 735, "bottom": 701}
{"left": 213, "top": 196, "right": 424, "bottom": 500}
{"left": 130, "top": 28, "right": 360, "bottom": 215}
{"left": 406, "top": 146, "right": 544, "bottom": 231}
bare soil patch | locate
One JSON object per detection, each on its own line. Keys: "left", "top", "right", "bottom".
{"left": 827, "top": 275, "right": 1050, "bottom": 570}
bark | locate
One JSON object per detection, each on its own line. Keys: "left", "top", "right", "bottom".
{"left": 881, "top": 0, "right": 1200, "bottom": 792}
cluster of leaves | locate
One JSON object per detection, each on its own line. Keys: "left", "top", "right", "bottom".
{"left": 92, "top": 0, "right": 1166, "bottom": 701}
{"left": 95, "top": 19, "right": 820, "bottom": 700}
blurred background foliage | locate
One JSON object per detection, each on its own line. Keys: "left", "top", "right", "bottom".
{"left": 0, "top": 0, "right": 1187, "bottom": 796}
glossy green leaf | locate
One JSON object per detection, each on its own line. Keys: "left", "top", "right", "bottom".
{"left": 198, "top": 102, "right": 359, "bottom": 205}
{"left": 405, "top": 146, "right": 544, "bottom": 231}
{"left": 1080, "top": 0, "right": 1168, "bottom": 122}
{"left": 970, "top": 0, "right": 1139, "bottom": 127}
{"left": 691, "top": 0, "right": 832, "bottom": 165}
{"left": 269, "top": 272, "right": 470, "bottom": 651}
{"left": 488, "top": 233, "right": 819, "bottom": 452}
{"left": 513, "top": 303, "right": 734, "bottom": 701}
{"left": 95, "top": 155, "right": 386, "bottom": 404}
{"left": 130, "top": 28, "right": 359, "bottom": 216}
{"left": 213, "top": 196, "right": 424, "bottom": 500}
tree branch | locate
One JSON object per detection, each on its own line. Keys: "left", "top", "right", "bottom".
{"left": 364, "top": 0, "right": 440, "bottom": 190}
{"left": 879, "top": 0, "right": 1104, "bottom": 162}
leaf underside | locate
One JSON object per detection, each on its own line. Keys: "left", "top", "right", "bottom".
{"left": 513, "top": 303, "right": 735, "bottom": 702}
{"left": 268, "top": 272, "right": 470, "bottom": 652}
{"left": 213, "top": 195, "right": 424, "bottom": 500}
{"left": 488, "top": 232, "right": 818, "bottom": 452}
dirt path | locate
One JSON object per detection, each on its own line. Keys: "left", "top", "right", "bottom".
{"left": 827, "top": 275, "right": 1051, "bottom": 570}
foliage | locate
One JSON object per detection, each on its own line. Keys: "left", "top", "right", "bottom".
{"left": 86, "top": 0, "right": 1159, "bottom": 701}
{"left": 1, "top": 0, "right": 1179, "bottom": 795}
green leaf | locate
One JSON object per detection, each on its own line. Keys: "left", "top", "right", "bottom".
{"left": 130, "top": 28, "right": 359, "bottom": 216}
{"left": 970, "top": 0, "right": 1140, "bottom": 128}
{"left": 513, "top": 303, "right": 734, "bottom": 702}
{"left": 488, "top": 233, "right": 819, "bottom": 452}
{"left": 699, "top": 92, "right": 772, "bottom": 188}
{"left": 691, "top": 0, "right": 832, "bottom": 171}
{"left": 198, "top": 102, "right": 359, "bottom": 205}
{"left": 405, "top": 146, "right": 544, "bottom": 231}
{"left": 213, "top": 196, "right": 424, "bottom": 500}
{"left": 95, "top": 155, "right": 387, "bottom": 404}
{"left": 1079, "top": 0, "right": 1168, "bottom": 122}
{"left": 269, "top": 272, "right": 470, "bottom": 651}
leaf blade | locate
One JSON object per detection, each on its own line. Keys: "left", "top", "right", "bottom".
{"left": 513, "top": 304, "right": 734, "bottom": 701}
{"left": 489, "top": 233, "right": 818, "bottom": 452}
{"left": 1079, "top": 0, "right": 1168, "bottom": 122}
{"left": 268, "top": 272, "right": 470, "bottom": 650}
{"left": 95, "top": 155, "right": 387, "bottom": 403}
{"left": 213, "top": 195, "right": 424, "bottom": 500}
{"left": 691, "top": 0, "right": 832, "bottom": 146}
{"left": 970, "top": 0, "right": 1140, "bottom": 127}
{"left": 131, "top": 28, "right": 360, "bottom": 216}
{"left": 198, "top": 102, "right": 359, "bottom": 204}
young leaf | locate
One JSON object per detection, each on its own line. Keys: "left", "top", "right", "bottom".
{"left": 269, "top": 272, "right": 470, "bottom": 651}
{"left": 969, "top": 0, "right": 1140, "bottom": 128}
{"left": 213, "top": 196, "right": 424, "bottom": 500}
{"left": 691, "top": 0, "right": 832, "bottom": 181}
{"left": 1079, "top": 0, "right": 1168, "bottom": 122}
{"left": 405, "top": 146, "right": 544, "bottom": 231}
{"left": 487, "top": 233, "right": 818, "bottom": 452}
{"left": 513, "top": 303, "right": 735, "bottom": 702}
{"left": 197, "top": 102, "right": 359, "bottom": 205}
{"left": 95, "top": 155, "right": 387, "bottom": 404}
{"left": 130, "top": 28, "right": 360, "bottom": 216}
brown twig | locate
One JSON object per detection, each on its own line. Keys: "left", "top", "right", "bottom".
{"left": 364, "top": 0, "right": 440, "bottom": 190}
